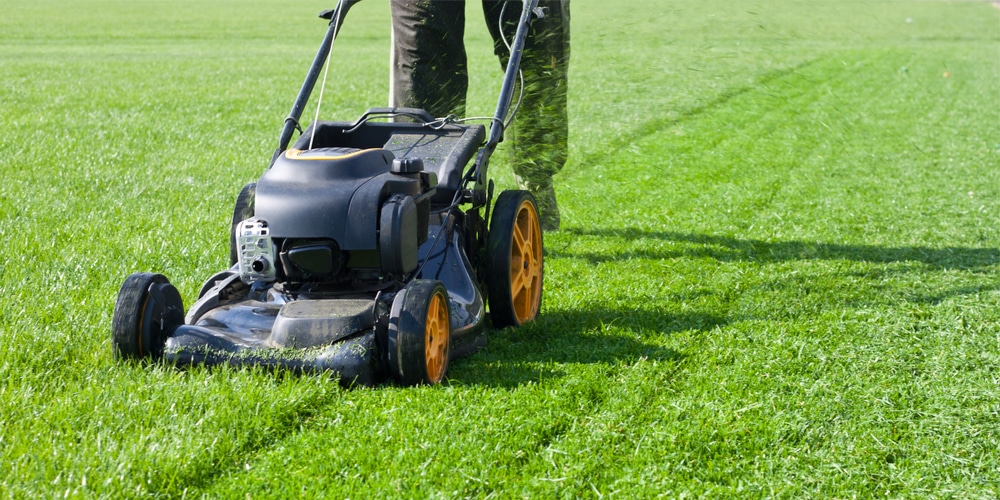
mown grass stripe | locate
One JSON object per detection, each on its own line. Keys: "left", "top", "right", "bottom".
{"left": 2, "top": 0, "right": 998, "bottom": 497}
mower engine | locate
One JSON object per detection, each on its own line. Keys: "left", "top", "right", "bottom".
{"left": 237, "top": 147, "right": 437, "bottom": 291}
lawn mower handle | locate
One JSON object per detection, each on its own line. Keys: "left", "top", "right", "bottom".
{"left": 487, "top": 0, "right": 540, "bottom": 148}
{"left": 472, "top": 0, "right": 540, "bottom": 194}
{"left": 273, "top": 0, "right": 360, "bottom": 162}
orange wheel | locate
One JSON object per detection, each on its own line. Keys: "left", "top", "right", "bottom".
{"left": 424, "top": 291, "right": 450, "bottom": 383}
{"left": 486, "top": 190, "right": 543, "bottom": 328}
{"left": 387, "top": 280, "right": 451, "bottom": 385}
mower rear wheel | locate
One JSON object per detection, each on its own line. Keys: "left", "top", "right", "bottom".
{"left": 229, "top": 182, "right": 256, "bottom": 266}
{"left": 112, "top": 272, "right": 185, "bottom": 360}
{"left": 487, "top": 190, "right": 543, "bottom": 328}
{"left": 387, "top": 280, "right": 451, "bottom": 385}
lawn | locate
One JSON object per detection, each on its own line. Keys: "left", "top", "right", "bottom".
{"left": 1, "top": 0, "right": 998, "bottom": 497}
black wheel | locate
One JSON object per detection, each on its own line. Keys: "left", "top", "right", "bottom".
{"left": 387, "top": 280, "right": 451, "bottom": 385}
{"left": 486, "top": 190, "right": 543, "bottom": 328}
{"left": 229, "top": 182, "right": 256, "bottom": 266}
{"left": 111, "top": 272, "right": 185, "bottom": 360}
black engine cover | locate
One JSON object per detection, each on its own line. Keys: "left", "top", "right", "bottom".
{"left": 256, "top": 147, "right": 426, "bottom": 252}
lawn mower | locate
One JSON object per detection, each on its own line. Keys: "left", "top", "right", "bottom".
{"left": 111, "top": 0, "right": 544, "bottom": 386}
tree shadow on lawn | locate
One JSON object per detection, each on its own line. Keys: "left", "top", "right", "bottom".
{"left": 554, "top": 227, "right": 1000, "bottom": 271}
{"left": 448, "top": 307, "right": 725, "bottom": 388}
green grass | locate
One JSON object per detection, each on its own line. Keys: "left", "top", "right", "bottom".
{"left": 2, "top": 0, "right": 999, "bottom": 497}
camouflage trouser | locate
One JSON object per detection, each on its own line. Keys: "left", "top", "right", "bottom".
{"left": 390, "top": 0, "right": 570, "bottom": 230}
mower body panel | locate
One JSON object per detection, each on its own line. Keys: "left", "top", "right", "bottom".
{"left": 163, "top": 206, "right": 486, "bottom": 386}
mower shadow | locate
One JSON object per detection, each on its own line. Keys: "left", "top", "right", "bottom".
{"left": 553, "top": 227, "right": 1000, "bottom": 271}
{"left": 447, "top": 307, "right": 724, "bottom": 388}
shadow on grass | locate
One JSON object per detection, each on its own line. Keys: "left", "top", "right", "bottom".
{"left": 449, "top": 307, "right": 725, "bottom": 388}
{"left": 554, "top": 227, "right": 1000, "bottom": 271}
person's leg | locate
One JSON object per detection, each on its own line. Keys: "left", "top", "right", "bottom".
{"left": 483, "top": 0, "right": 570, "bottom": 231}
{"left": 390, "top": 0, "right": 469, "bottom": 118}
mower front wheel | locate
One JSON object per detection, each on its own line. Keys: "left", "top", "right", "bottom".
{"left": 486, "top": 190, "right": 543, "bottom": 328}
{"left": 111, "top": 272, "right": 185, "bottom": 360}
{"left": 387, "top": 280, "right": 451, "bottom": 385}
